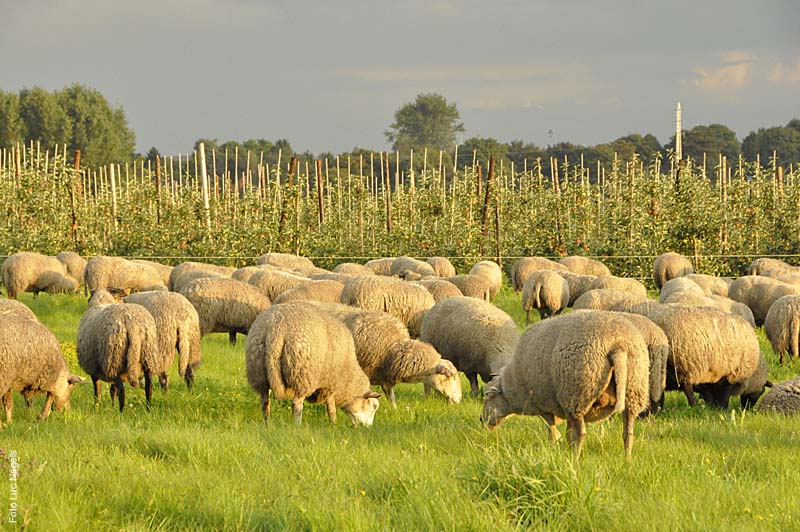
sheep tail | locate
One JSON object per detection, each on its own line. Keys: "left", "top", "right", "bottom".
{"left": 125, "top": 322, "right": 143, "bottom": 387}
{"left": 176, "top": 325, "right": 190, "bottom": 378}
{"left": 608, "top": 348, "right": 628, "bottom": 414}
{"left": 791, "top": 315, "right": 800, "bottom": 359}
{"left": 266, "top": 334, "right": 289, "bottom": 398}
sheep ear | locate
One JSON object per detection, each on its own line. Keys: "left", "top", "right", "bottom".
{"left": 364, "top": 391, "right": 381, "bottom": 399}
{"left": 435, "top": 364, "right": 455, "bottom": 377}
{"left": 765, "top": 380, "right": 774, "bottom": 388}
{"left": 68, "top": 374, "right": 87, "bottom": 384}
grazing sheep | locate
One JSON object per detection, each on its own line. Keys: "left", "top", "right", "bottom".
{"left": 180, "top": 277, "right": 271, "bottom": 344}
{"left": 521, "top": 270, "right": 570, "bottom": 322}
{"left": 341, "top": 276, "right": 435, "bottom": 337}
{"left": 364, "top": 258, "right": 396, "bottom": 276}
{"left": 572, "top": 289, "right": 647, "bottom": 312}
{"left": 426, "top": 257, "right": 456, "bottom": 278}
{"left": 748, "top": 257, "right": 793, "bottom": 276}
{"left": 469, "top": 261, "right": 503, "bottom": 299}
{"left": 559, "top": 256, "right": 611, "bottom": 277}
{"left": 248, "top": 270, "right": 310, "bottom": 301}
{"left": 685, "top": 274, "right": 731, "bottom": 297}
{"left": 728, "top": 275, "right": 800, "bottom": 325}
{"left": 390, "top": 256, "right": 438, "bottom": 278}
{"left": 0, "top": 298, "right": 38, "bottom": 321}
{"left": 0, "top": 314, "right": 84, "bottom": 424}
{"left": 131, "top": 259, "right": 173, "bottom": 287}
{"left": 87, "top": 287, "right": 126, "bottom": 307}
{"left": 272, "top": 280, "right": 345, "bottom": 305}
{"left": 56, "top": 251, "right": 87, "bottom": 285}
{"left": 444, "top": 274, "right": 492, "bottom": 301}
{"left": 310, "top": 272, "right": 356, "bottom": 284}
{"left": 480, "top": 311, "right": 649, "bottom": 460}
{"left": 231, "top": 264, "right": 277, "bottom": 284}
{"left": 245, "top": 303, "right": 381, "bottom": 426}
{"left": 1, "top": 252, "right": 72, "bottom": 298}
{"left": 85, "top": 256, "right": 167, "bottom": 295}
{"left": 614, "top": 312, "right": 669, "bottom": 415}
{"left": 659, "top": 277, "right": 706, "bottom": 303}
{"left": 172, "top": 270, "right": 226, "bottom": 294}
{"left": 761, "top": 268, "right": 800, "bottom": 287}
{"left": 421, "top": 296, "right": 518, "bottom": 395}
{"left": 557, "top": 271, "right": 597, "bottom": 305}
{"left": 642, "top": 305, "right": 762, "bottom": 408}
{"left": 124, "top": 291, "right": 203, "bottom": 390}
{"left": 653, "top": 252, "right": 694, "bottom": 289}
{"left": 510, "top": 257, "right": 568, "bottom": 291}
{"left": 256, "top": 252, "right": 315, "bottom": 273}
{"left": 756, "top": 377, "right": 800, "bottom": 414}
{"left": 764, "top": 295, "right": 800, "bottom": 364}
{"left": 589, "top": 275, "right": 647, "bottom": 298}
{"left": 333, "top": 263, "right": 375, "bottom": 276}
{"left": 77, "top": 301, "right": 159, "bottom": 412}
{"left": 412, "top": 279, "right": 463, "bottom": 302}
{"left": 696, "top": 353, "right": 771, "bottom": 410}
{"left": 167, "top": 262, "right": 235, "bottom": 291}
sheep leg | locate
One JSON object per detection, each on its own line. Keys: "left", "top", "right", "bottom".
{"left": 92, "top": 376, "right": 102, "bottom": 405}
{"left": 381, "top": 385, "right": 397, "bottom": 409}
{"left": 2, "top": 391, "right": 12, "bottom": 423}
{"left": 292, "top": 397, "right": 304, "bottom": 426}
{"left": 466, "top": 373, "right": 480, "bottom": 396}
{"left": 228, "top": 332, "right": 237, "bottom": 345}
{"left": 115, "top": 377, "right": 126, "bottom": 412}
{"left": 423, "top": 383, "right": 432, "bottom": 396}
{"left": 622, "top": 409, "right": 635, "bottom": 461}
{"left": 38, "top": 392, "right": 54, "bottom": 421}
{"left": 682, "top": 382, "right": 697, "bottom": 407}
{"left": 144, "top": 372, "right": 153, "bottom": 407}
{"left": 326, "top": 396, "right": 337, "bottom": 424}
{"left": 525, "top": 309, "right": 531, "bottom": 324}
{"left": 159, "top": 373, "right": 169, "bottom": 393}
{"left": 260, "top": 393, "right": 271, "bottom": 424}
{"left": 542, "top": 414, "right": 559, "bottom": 443}
{"left": 184, "top": 366, "right": 195, "bottom": 390}
{"left": 567, "top": 415, "right": 586, "bottom": 459}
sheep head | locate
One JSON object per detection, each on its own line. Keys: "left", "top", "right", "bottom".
{"left": 53, "top": 370, "right": 88, "bottom": 412}
{"left": 345, "top": 390, "right": 381, "bottom": 427}
{"left": 481, "top": 374, "right": 512, "bottom": 429}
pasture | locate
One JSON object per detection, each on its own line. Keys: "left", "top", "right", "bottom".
{"left": 2, "top": 286, "right": 800, "bottom": 531}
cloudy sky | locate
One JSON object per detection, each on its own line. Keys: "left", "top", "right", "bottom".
{"left": 2, "top": 0, "right": 798, "bottom": 155}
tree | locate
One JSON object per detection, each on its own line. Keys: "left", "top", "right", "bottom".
{"left": 0, "top": 91, "right": 22, "bottom": 147}
{"left": 462, "top": 136, "right": 508, "bottom": 167}
{"left": 18, "top": 86, "right": 70, "bottom": 149}
{"left": 666, "top": 124, "right": 740, "bottom": 167}
{"left": 742, "top": 120, "right": 800, "bottom": 164}
{"left": 385, "top": 93, "right": 464, "bottom": 153}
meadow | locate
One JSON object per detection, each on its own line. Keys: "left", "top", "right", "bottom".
{"left": 2, "top": 286, "right": 800, "bottom": 531}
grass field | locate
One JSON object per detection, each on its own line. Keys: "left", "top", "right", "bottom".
{"left": 2, "top": 287, "right": 800, "bottom": 531}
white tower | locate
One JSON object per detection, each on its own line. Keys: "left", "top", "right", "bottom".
{"left": 675, "top": 102, "right": 682, "bottom": 160}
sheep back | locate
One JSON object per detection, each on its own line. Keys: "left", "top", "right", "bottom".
{"left": 341, "top": 276, "right": 434, "bottom": 336}
{"left": 273, "top": 280, "right": 345, "bottom": 305}
{"left": 653, "top": 252, "right": 694, "bottom": 289}
{"left": 510, "top": 257, "right": 568, "bottom": 291}
{"left": 521, "top": 270, "right": 570, "bottom": 319}
{"left": 558, "top": 256, "right": 611, "bottom": 277}
{"left": 180, "top": 277, "right": 270, "bottom": 336}
{"left": 1, "top": 252, "right": 67, "bottom": 298}
{"left": 426, "top": 257, "right": 456, "bottom": 278}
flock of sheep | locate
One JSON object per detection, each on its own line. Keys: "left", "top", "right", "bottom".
{"left": 2, "top": 250, "right": 800, "bottom": 459}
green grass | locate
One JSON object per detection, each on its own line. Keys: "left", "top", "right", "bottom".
{"left": 2, "top": 288, "right": 800, "bottom": 530}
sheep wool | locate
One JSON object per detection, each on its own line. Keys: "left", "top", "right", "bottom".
{"left": 558, "top": 256, "right": 611, "bottom": 277}
{"left": 521, "top": 270, "right": 570, "bottom": 322}
{"left": 748, "top": 257, "right": 793, "bottom": 276}
{"left": 469, "top": 261, "right": 502, "bottom": 299}
{"left": 272, "top": 280, "right": 346, "bottom": 305}
{"left": 341, "top": 275, "right": 435, "bottom": 337}
{"left": 757, "top": 377, "right": 800, "bottom": 415}
{"left": 248, "top": 270, "right": 310, "bottom": 301}
{"left": 426, "top": 257, "right": 456, "bottom": 278}
{"left": 390, "top": 256, "right": 438, "bottom": 278}
{"left": 131, "top": 259, "right": 173, "bottom": 287}
{"left": 510, "top": 257, "right": 568, "bottom": 291}
{"left": 56, "top": 251, "right": 88, "bottom": 285}
{"left": 652, "top": 252, "right": 694, "bottom": 289}
{"left": 556, "top": 271, "right": 597, "bottom": 305}
{"left": 614, "top": 312, "right": 669, "bottom": 415}
{"left": 589, "top": 275, "right": 647, "bottom": 298}
{"left": 0, "top": 298, "right": 38, "bottom": 321}
{"left": 255, "top": 252, "right": 316, "bottom": 273}
{"left": 572, "top": 289, "right": 647, "bottom": 312}
{"left": 168, "top": 262, "right": 235, "bottom": 291}
{"left": 84, "top": 256, "right": 167, "bottom": 295}
{"left": 333, "top": 263, "right": 375, "bottom": 276}
{"left": 444, "top": 274, "right": 492, "bottom": 301}
{"left": 729, "top": 275, "right": 800, "bottom": 325}
{"left": 172, "top": 270, "right": 226, "bottom": 295}
{"left": 684, "top": 274, "right": 731, "bottom": 297}
{"left": 363, "top": 258, "right": 396, "bottom": 276}
{"left": 412, "top": 279, "right": 463, "bottom": 302}
{"left": 1, "top": 252, "right": 69, "bottom": 298}
{"left": 764, "top": 294, "right": 800, "bottom": 364}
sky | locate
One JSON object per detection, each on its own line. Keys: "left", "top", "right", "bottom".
{"left": 1, "top": 0, "right": 799, "bottom": 156}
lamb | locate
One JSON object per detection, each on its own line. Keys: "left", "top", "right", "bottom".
{"left": 642, "top": 305, "right": 763, "bottom": 408}
{"left": 521, "top": 270, "right": 570, "bottom": 322}
{"left": 84, "top": 256, "right": 167, "bottom": 295}
{"left": 167, "top": 262, "right": 235, "bottom": 291}
{"left": 684, "top": 274, "right": 731, "bottom": 297}
{"left": 179, "top": 277, "right": 271, "bottom": 344}
{"left": 748, "top": 257, "right": 793, "bottom": 276}
{"left": 556, "top": 271, "right": 597, "bottom": 305}
{"left": 56, "top": 251, "right": 87, "bottom": 285}
{"left": 572, "top": 289, "right": 647, "bottom": 312}
{"left": 123, "top": 291, "right": 202, "bottom": 390}
{"left": 131, "top": 259, "right": 173, "bottom": 287}
{"left": 589, "top": 275, "right": 647, "bottom": 298}
{"left": 332, "top": 263, "right": 375, "bottom": 276}
{"left": 247, "top": 270, "right": 310, "bottom": 301}
{"left": 412, "top": 279, "right": 463, "bottom": 302}
{"left": 469, "top": 260, "right": 503, "bottom": 299}
{"left": 0, "top": 314, "right": 84, "bottom": 424}
{"left": 426, "top": 257, "right": 456, "bottom": 278}
{"left": 728, "top": 275, "right": 800, "bottom": 325}
{"left": 390, "top": 256, "right": 438, "bottom": 278}
{"left": 341, "top": 276, "right": 435, "bottom": 337}
{"left": 256, "top": 252, "right": 316, "bottom": 273}
{"left": 444, "top": 274, "right": 492, "bottom": 301}
{"left": 510, "top": 257, "right": 568, "bottom": 291}
{"left": 171, "top": 270, "right": 226, "bottom": 294}
{"left": 652, "top": 252, "right": 694, "bottom": 289}
{"left": 1, "top": 252, "right": 75, "bottom": 298}
{"left": 421, "top": 296, "right": 518, "bottom": 395}
{"left": 272, "top": 280, "right": 345, "bottom": 305}
{"left": 764, "top": 295, "right": 800, "bottom": 364}
{"left": 245, "top": 303, "right": 381, "bottom": 426}
{"left": 363, "top": 258, "right": 396, "bottom": 276}
{"left": 77, "top": 299, "right": 159, "bottom": 412}
{"left": 558, "top": 256, "right": 611, "bottom": 277}
{"left": 480, "top": 310, "right": 649, "bottom": 460}
{"left": 0, "top": 299, "right": 38, "bottom": 321}
{"left": 756, "top": 377, "right": 800, "bottom": 414}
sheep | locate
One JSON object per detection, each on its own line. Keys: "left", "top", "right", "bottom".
{"left": 521, "top": 270, "right": 570, "bottom": 322}
{"left": 255, "top": 252, "right": 315, "bottom": 273}
{"left": 613, "top": 312, "right": 669, "bottom": 415}
{"left": 444, "top": 274, "right": 492, "bottom": 301}
{"left": 659, "top": 277, "right": 706, "bottom": 303}
{"left": 272, "top": 280, "right": 345, "bottom": 305}
{"left": 696, "top": 353, "right": 771, "bottom": 410}
{"left": 558, "top": 256, "right": 611, "bottom": 277}
{"left": 167, "top": 262, "right": 235, "bottom": 291}
{"left": 123, "top": 291, "right": 202, "bottom": 390}
{"left": 426, "top": 257, "right": 456, "bottom": 278}
{"left": 469, "top": 260, "right": 502, "bottom": 299}
{"left": 1, "top": 252, "right": 72, "bottom": 298}
{"left": 572, "top": 289, "right": 647, "bottom": 312}
{"left": 0, "top": 298, "right": 38, "bottom": 321}
{"left": 390, "top": 256, "right": 438, "bottom": 278}
{"left": 231, "top": 264, "right": 278, "bottom": 284}
{"left": 684, "top": 274, "right": 731, "bottom": 297}
{"left": 333, "top": 263, "right": 375, "bottom": 276}
{"left": 179, "top": 277, "right": 271, "bottom": 345}
{"left": 480, "top": 310, "right": 649, "bottom": 460}
{"left": 510, "top": 257, "right": 568, "bottom": 291}
{"left": 248, "top": 270, "right": 310, "bottom": 301}
{"left": 172, "top": 270, "right": 226, "bottom": 294}
{"left": 748, "top": 257, "right": 793, "bottom": 276}
{"left": 0, "top": 314, "right": 84, "bottom": 424}
{"left": 657, "top": 278, "right": 753, "bottom": 324}
{"left": 653, "top": 252, "right": 694, "bottom": 289}
{"left": 84, "top": 256, "right": 167, "bottom": 295}
{"left": 764, "top": 295, "right": 800, "bottom": 364}
{"left": 56, "top": 251, "right": 87, "bottom": 285}
{"left": 77, "top": 300, "right": 159, "bottom": 412}
{"left": 420, "top": 296, "right": 518, "bottom": 395}
{"left": 756, "top": 377, "right": 800, "bottom": 414}
{"left": 556, "top": 271, "right": 597, "bottom": 305}
{"left": 642, "top": 305, "right": 762, "bottom": 408}
{"left": 364, "top": 257, "right": 396, "bottom": 276}
{"left": 589, "top": 275, "right": 647, "bottom": 298}
{"left": 245, "top": 303, "right": 381, "bottom": 426}
{"left": 310, "top": 272, "right": 357, "bottom": 284}
{"left": 341, "top": 276, "right": 435, "bottom": 337}
{"left": 412, "top": 279, "right": 463, "bottom": 302}
{"left": 728, "top": 275, "right": 800, "bottom": 325}
{"left": 131, "top": 259, "right": 173, "bottom": 287}
{"left": 704, "top": 295, "right": 756, "bottom": 327}
{"left": 761, "top": 268, "right": 800, "bottom": 287}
